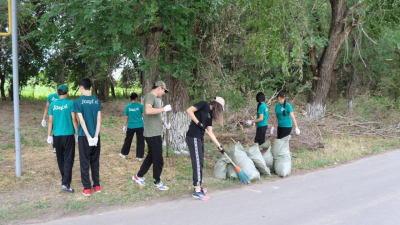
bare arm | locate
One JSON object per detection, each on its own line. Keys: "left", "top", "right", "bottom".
{"left": 42, "top": 102, "right": 50, "bottom": 120}
{"left": 290, "top": 112, "right": 298, "bottom": 128}
{"left": 47, "top": 115, "right": 53, "bottom": 136}
{"left": 72, "top": 113, "right": 78, "bottom": 135}
{"left": 124, "top": 116, "right": 128, "bottom": 127}
{"left": 76, "top": 113, "right": 92, "bottom": 139}
{"left": 251, "top": 114, "right": 263, "bottom": 124}
{"left": 145, "top": 104, "right": 165, "bottom": 115}
{"left": 94, "top": 111, "right": 101, "bottom": 138}
{"left": 272, "top": 115, "right": 277, "bottom": 127}
{"left": 186, "top": 106, "right": 200, "bottom": 124}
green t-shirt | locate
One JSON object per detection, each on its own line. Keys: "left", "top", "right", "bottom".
{"left": 47, "top": 93, "right": 59, "bottom": 103}
{"left": 49, "top": 99, "right": 75, "bottom": 136}
{"left": 125, "top": 102, "right": 144, "bottom": 129}
{"left": 275, "top": 102, "right": 293, "bottom": 128}
{"left": 256, "top": 102, "right": 268, "bottom": 128}
{"left": 143, "top": 93, "right": 162, "bottom": 137}
{"left": 74, "top": 95, "right": 101, "bottom": 137}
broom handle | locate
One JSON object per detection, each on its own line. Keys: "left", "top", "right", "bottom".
{"left": 204, "top": 129, "right": 238, "bottom": 168}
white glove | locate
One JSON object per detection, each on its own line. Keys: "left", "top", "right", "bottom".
{"left": 123, "top": 126, "right": 127, "bottom": 132}
{"left": 41, "top": 119, "right": 47, "bottom": 127}
{"left": 47, "top": 136, "right": 53, "bottom": 144}
{"left": 295, "top": 127, "right": 301, "bottom": 135}
{"left": 270, "top": 126, "right": 275, "bottom": 135}
{"left": 163, "top": 104, "right": 172, "bottom": 112}
{"left": 164, "top": 123, "right": 171, "bottom": 130}
{"left": 246, "top": 120, "right": 252, "bottom": 126}
{"left": 75, "top": 135, "right": 78, "bottom": 143}
{"left": 88, "top": 137, "right": 98, "bottom": 146}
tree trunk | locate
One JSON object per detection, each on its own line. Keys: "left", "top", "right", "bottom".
{"left": 110, "top": 82, "right": 116, "bottom": 99}
{"left": 165, "top": 74, "right": 190, "bottom": 155}
{"left": 347, "top": 63, "right": 357, "bottom": 113}
{"left": 140, "top": 31, "right": 161, "bottom": 96}
{"left": 307, "top": 0, "right": 358, "bottom": 118}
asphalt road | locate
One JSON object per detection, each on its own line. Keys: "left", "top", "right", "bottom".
{"left": 43, "top": 150, "right": 400, "bottom": 225}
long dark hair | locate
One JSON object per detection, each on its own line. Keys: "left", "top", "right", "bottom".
{"left": 210, "top": 101, "right": 223, "bottom": 124}
{"left": 277, "top": 92, "right": 287, "bottom": 116}
{"left": 256, "top": 92, "right": 265, "bottom": 111}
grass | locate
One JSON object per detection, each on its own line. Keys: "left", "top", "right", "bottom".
{"left": 0, "top": 97, "right": 400, "bottom": 224}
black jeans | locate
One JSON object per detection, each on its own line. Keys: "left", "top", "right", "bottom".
{"left": 277, "top": 127, "right": 292, "bottom": 139}
{"left": 254, "top": 125, "right": 268, "bottom": 145}
{"left": 137, "top": 136, "right": 163, "bottom": 184}
{"left": 54, "top": 135, "right": 75, "bottom": 187}
{"left": 186, "top": 136, "right": 204, "bottom": 187}
{"left": 78, "top": 136, "right": 101, "bottom": 189}
{"left": 121, "top": 127, "right": 145, "bottom": 158}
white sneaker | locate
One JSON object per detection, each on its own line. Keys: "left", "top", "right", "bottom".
{"left": 132, "top": 174, "right": 145, "bottom": 186}
{"left": 137, "top": 157, "right": 143, "bottom": 162}
{"left": 153, "top": 181, "right": 169, "bottom": 191}
{"left": 119, "top": 153, "right": 126, "bottom": 159}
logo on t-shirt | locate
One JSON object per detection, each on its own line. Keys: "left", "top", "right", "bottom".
{"left": 129, "top": 108, "right": 139, "bottom": 112}
{"left": 82, "top": 99, "right": 98, "bottom": 105}
{"left": 53, "top": 104, "right": 69, "bottom": 110}
{"left": 51, "top": 97, "right": 58, "bottom": 102}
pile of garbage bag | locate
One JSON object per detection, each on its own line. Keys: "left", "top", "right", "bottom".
{"left": 214, "top": 135, "right": 292, "bottom": 181}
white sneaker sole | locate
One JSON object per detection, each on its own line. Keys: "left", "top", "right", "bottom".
{"left": 132, "top": 176, "right": 145, "bottom": 186}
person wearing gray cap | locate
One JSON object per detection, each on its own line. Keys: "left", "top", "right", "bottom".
{"left": 185, "top": 97, "right": 225, "bottom": 201}
{"left": 132, "top": 81, "right": 172, "bottom": 191}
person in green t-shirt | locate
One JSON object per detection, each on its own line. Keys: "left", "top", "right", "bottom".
{"left": 119, "top": 92, "right": 145, "bottom": 161}
{"left": 247, "top": 92, "right": 269, "bottom": 145}
{"left": 73, "top": 78, "right": 102, "bottom": 197}
{"left": 270, "top": 92, "right": 300, "bottom": 139}
{"left": 132, "top": 81, "right": 172, "bottom": 191}
{"left": 42, "top": 90, "right": 59, "bottom": 128}
{"left": 47, "top": 84, "right": 78, "bottom": 193}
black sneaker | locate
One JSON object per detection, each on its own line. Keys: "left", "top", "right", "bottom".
{"left": 193, "top": 187, "right": 207, "bottom": 194}
{"left": 62, "top": 185, "right": 74, "bottom": 193}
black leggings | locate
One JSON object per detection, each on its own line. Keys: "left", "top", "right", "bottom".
{"left": 277, "top": 127, "right": 292, "bottom": 139}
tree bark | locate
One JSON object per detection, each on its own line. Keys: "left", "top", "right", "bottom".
{"left": 140, "top": 31, "right": 161, "bottom": 96}
{"left": 307, "top": 0, "right": 359, "bottom": 118}
{"left": 165, "top": 74, "right": 191, "bottom": 154}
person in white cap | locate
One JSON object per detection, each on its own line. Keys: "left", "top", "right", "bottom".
{"left": 185, "top": 97, "right": 225, "bottom": 201}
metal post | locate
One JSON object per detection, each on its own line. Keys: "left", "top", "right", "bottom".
{"left": 11, "top": 0, "right": 21, "bottom": 177}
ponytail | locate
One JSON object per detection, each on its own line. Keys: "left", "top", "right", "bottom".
{"left": 283, "top": 99, "right": 287, "bottom": 116}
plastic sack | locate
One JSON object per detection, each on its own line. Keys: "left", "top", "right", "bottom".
{"left": 271, "top": 135, "right": 291, "bottom": 177}
{"left": 214, "top": 158, "right": 228, "bottom": 179}
{"left": 226, "top": 164, "right": 238, "bottom": 179}
{"left": 245, "top": 144, "right": 271, "bottom": 175}
{"left": 227, "top": 142, "right": 260, "bottom": 180}
{"left": 263, "top": 144, "right": 274, "bottom": 172}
